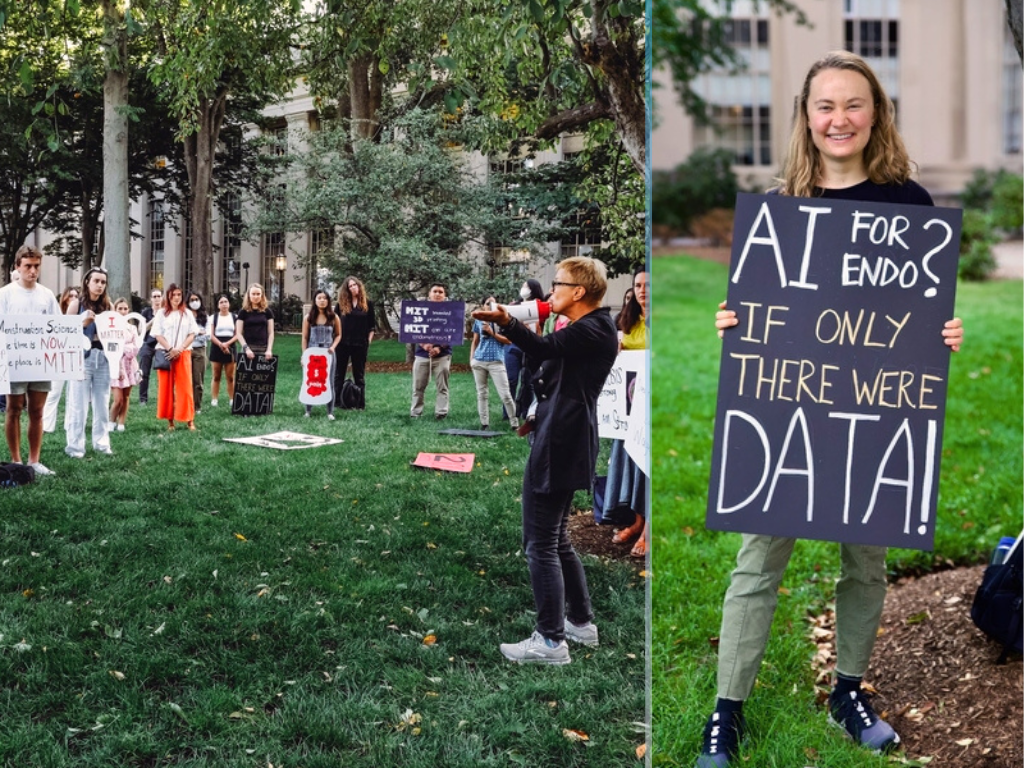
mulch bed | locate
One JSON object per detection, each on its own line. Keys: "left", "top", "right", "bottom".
{"left": 366, "top": 361, "right": 471, "bottom": 373}
{"left": 568, "top": 509, "right": 645, "bottom": 565}
{"left": 865, "top": 566, "right": 1023, "bottom": 767}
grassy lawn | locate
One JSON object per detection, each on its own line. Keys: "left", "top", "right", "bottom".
{"left": 651, "top": 255, "right": 1022, "bottom": 766}
{"left": 0, "top": 337, "right": 645, "bottom": 766}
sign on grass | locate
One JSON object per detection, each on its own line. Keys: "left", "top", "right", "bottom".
{"left": 411, "top": 452, "right": 475, "bottom": 473}
{"left": 233, "top": 354, "right": 278, "bottom": 416}
{"left": 0, "top": 314, "right": 85, "bottom": 382}
{"left": 707, "top": 193, "right": 962, "bottom": 551}
{"left": 223, "top": 431, "right": 344, "bottom": 450}
{"left": 398, "top": 301, "right": 466, "bottom": 345}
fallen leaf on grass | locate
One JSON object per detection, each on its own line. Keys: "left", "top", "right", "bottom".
{"left": 12, "top": 640, "right": 31, "bottom": 653}
{"left": 22, "top": 589, "right": 34, "bottom": 599}
{"left": 108, "top": 670, "right": 125, "bottom": 681}
{"left": 905, "top": 610, "right": 930, "bottom": 625}
{"left": 562, "top": 728, "right": 589, "bottom": 742}
{"left": 636, "top": 743, "right": 647, "bottom": 759}
{"left": 234, "top": 533, "right": 247, "bottom": 541}
{"left": 422, "top": 634, "right": 437, "bottom": 646}
{"left": 955, "top": 738, "right": 974, "bottom": 747}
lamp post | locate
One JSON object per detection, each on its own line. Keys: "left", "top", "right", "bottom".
{"left": 275, "top": 255, "right": 287, "bottom": 328}
{"left": 242, "top": 262, "right": 249, "bottom": 291}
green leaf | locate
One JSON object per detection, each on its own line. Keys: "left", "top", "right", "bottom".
{"left": 434, "top": 55, "right": 456, "bottom": 71}
{"left": 67, "top": 0, "right": 81, "bottom": 16}
{"left": 379, "top": 58, "right": 390, "bottom": 75}
{"left": 608, "top": 3, "right": 621, "bottom": 19}
{"left": 48, "top": 138, "right": 60, "bottom": 152}
{"left": 19, "top": 60, "right": 34, "bottom": 89}
{"left": 582, "top": 3, "right": 593, "bottom": 18}
{"left": 528, "top": 0, "right": 545, "bottom": 23}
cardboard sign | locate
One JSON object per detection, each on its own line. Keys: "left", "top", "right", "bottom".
{"left": 223, "top": 431, "right": 343, "bottom": 450}
{"left": 0, "top": 314, "right": 85, "bottom": 382}
{"left": 624, "top": 356, "right": 650, "bottom": 476}
{"left": 598, "top": 350, "right": 646, "bottom": 440}
{"left": 707, "top": 193, "right": 962, "bottom": 551}
{"left": 232, "top": 354, "right": 278, "bottom": 416}
{"left": 94, "top": 311, "right": 146, "bottom": 382}
{"left": 0, "top": 339, "right": 8, "bottom": 395}
{"left": 411, "top": 452, "right": 475, "bottom": 473}
{"left": 398, "top": 300, "right": 466, "bottom": 345}
{"left": 299, "top": 348, "right": 334, "bottom": 406}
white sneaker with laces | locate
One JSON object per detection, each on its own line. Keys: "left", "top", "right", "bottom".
{"left": 211, "top": 399, "right": 218, "bottom": 407}
{"left": 29, "top": 462, "right": 55, "bottom": 477}
{"left": 565, "top": 620, "right": 599, "bottom": 647}
{"left": 499, "top": 631, "right": 571, "bottom": 665}
{"left": 328, "top": 413, "right": 336, "bottom": 421}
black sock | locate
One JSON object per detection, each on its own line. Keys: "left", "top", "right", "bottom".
{"left": 833, "top": 673, "right": 862, "bottom": 698}
{"left": 715, "top": 697, "right": 744, "bottom": 715}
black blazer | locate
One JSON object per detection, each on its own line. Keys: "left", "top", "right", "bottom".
{"left": 502, "top": 307, "right": 618, "bottom": 493}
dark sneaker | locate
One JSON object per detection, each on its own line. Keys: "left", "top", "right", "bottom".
{"left": 828, "top": 689, "right": 901, "bottom": 753}
{"left": 695, "top": 710, "right": 745, "bottom": 767}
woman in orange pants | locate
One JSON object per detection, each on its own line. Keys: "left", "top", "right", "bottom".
{"left": 152, "top": 283, "right": 198, "bottom": 430}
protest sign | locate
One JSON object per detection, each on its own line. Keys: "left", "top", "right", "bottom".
{"left": 624, "top": 356, "right": 650, "bottom": 476}
{"left": 0, "top": 314, "right": 85, "bottom": 382}
{"left": 299, "top": 348, "right": 334, "bottom": 406}
{"left": 94, "top": 311, "right": 146, "bottom": 382}
{"left": 707, "top": 193, "right": 961, "bottom": 551}
{"left": 232, "top": 354, "right": 278, "bottom": 416}
{"left": 398, "top": 300, "right": 466, "bottom": 345}
{"left": 598, "top": 350, "right": 645, "bottom": 440}
{"left": 223, "top": 431, "right": 343, "bottom": 450}
{"left": 411, "top": 453, "right": 475, "bottom": 473}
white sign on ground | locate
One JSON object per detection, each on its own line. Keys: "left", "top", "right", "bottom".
{"left": 222, "top": 431, "right": 344, "bottom": 450}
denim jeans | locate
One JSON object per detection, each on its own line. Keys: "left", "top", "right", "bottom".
{"left": 521, "top": 469, "right": 594, "bottom": 642}
{"left": 65, "top": 351, "right": 111, "bottom": 455}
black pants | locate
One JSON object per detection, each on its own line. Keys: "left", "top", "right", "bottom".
{"left": 521, "top": 470, "right": 594, "bottom": 642}
{"left": 137, "top": 342, "right": 156, "bottom": 403}
{"left": 335, "top": 344, "right": 367, "bottom": 408}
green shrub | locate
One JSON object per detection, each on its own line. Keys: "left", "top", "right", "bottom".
{"left": 652, "top": 147, "right": 739, "bottom": 236}
{"left": 959, "top": 208, "right": 998, "bottom": 281}
{"left": 991, "top": 171, "right": 1024, "bottom": 234}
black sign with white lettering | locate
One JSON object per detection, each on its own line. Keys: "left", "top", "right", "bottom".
{"left": 232, "top": 354, "right": 278, "bottom": 416}
{"left": 707, "top": 193, "right": 962, "bottom": 550}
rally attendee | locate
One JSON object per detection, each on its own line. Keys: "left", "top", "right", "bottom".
{"left": 302, "top": 289, "right": 341, "bottom": 420}
{"left": 42, "top": 286, "right": 80, "bottom": 433}
{"left": 697, "top": 51, "right": 964, "bottom": 767}
{"left": 108, "top": 297, "right": 141, "bottom": 432}
{"left": 137, "top": 288, "right": 163, "bottom": 405}
{"left": 0, "top": 245, "right": 60, "bottom": 475}
{"left": 65, "top": 268, "right": 115, "bottom": 458}
{"left": 152, "top": 284, "right": 198, "bottom": 431}
{"left": 208, "top": 294, "right": 238, "bottom": 407}
{"left": 469, "top": 296, "right": 518, "bottom": 431}
{"left": 186, "top": 291, "right": 209, "bottom": 414}
{"left": 410, "top": 283, "right": 452, "bottom": 420}
{"left": 235, "top": 283, "right": 275, "bottom": 360}
{"left": 605, "top": 267, "right": 649, "bottom": 558}
{"left": 334, "top": 276, "right": 375, "bottom": 410}
{"left": 505, "top": 278, "right": 545, "bottom": 421}
{"left": 473, "top": 257, "right": 618, "bottom": 665}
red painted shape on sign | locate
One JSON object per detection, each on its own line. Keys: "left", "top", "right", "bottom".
{"left": 412, "top": 452, "right": 475, "bottom": 473}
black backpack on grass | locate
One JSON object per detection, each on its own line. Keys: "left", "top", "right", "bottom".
{"left": 0, "top": 462, "right": 35, "bottom": 489}
{"left": 971, "top": 533, "right": 1023, "bottom": 664}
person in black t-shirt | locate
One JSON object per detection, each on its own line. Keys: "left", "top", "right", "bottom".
{"left": 235, "top": 283, "right": 275, "bottom": 360}
{"left": 334, "top": 276, "right": 375, "bottom": 409}
{"left": 697, "top": 51, "right": 965, "bottom": 768}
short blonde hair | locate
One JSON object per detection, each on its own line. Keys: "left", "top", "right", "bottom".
{"left": 556, "top": 256, "right": 608, "bottom": 304}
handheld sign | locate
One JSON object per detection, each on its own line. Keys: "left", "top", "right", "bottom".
{"left": 94, "top": 311, "right": 146, "bottom": 382}
{"left": 233, "top": 354, "right": 278, "bottom": 416}
{"left": 707, "top": 193, "right": 961, "bottom": 551}
{"left": 598, "top": 350, "right": 646, "bottom": 440}
{"left": 0, "top": 314, "right": 85, "bottom": 382}
{"left": 398, "top": 300, "right": 466, "bottom": 345}
{"left": 299, "top": 348, "right": 334, "bottom": 406}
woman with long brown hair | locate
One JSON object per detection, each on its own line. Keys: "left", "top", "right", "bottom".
{"left": 152, "top": 283, "right": 198, "bottom": 430}
{"left": 65, "top": 268, "right": 114, "bottom": 457}
{"left": 334, "top": 276, "right": 374, "bottom": 409}
{"left": 208, "top": 293, "right": 238, "bottom": 407}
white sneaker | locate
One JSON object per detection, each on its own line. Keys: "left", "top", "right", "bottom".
{"left": 303, "top": 412, "right": 311, "bottom": 418}
{"left": 96, "top": 447, "right": 114, "bottom": 456}
{"left": 328, "top": 414, "right": 336, "bottom": 421}
{"left": 500, "top": 631, "right": 570, "bottom": 665}
{"left": 211, "top": 399, "right": 218, "bottom": 407}
{"left": 64, "top": 447, "right": 84, "bottom": 459}
{"left": 565, "top": 620, "right": 599, "bottom": 647}
{"left": 29, "top": 462, "right": 55, "bottom": 477}
{"left": 116, "top": 424, "right": 125, "bottom": 432}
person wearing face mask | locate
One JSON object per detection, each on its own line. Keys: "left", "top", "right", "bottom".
{"left": 505, "top": 279, "right": 545, "bottom": 424}
{"left": 65, "top": 267, "right": 114, "bottom": 458}
{"left": 186, "top": 292, "right": 209, "bottom": 415}
{"left": 138, "top": 289, "right": 163, "bottom": 405}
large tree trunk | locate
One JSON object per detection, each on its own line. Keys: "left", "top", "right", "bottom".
{"left": 102, "top": 0, "right": 131, "bottom": 300}
{"left": 1008, "top": 0, "right": 1023, "bottom": 62}
{"left": 183, "top": 90, "right": 228, "bottom": 303}
{"left": 349, "top": 52, "right": 383, "bottom": 142}
{"left": 589, "top": 7, "right": 645, "bottom": 176}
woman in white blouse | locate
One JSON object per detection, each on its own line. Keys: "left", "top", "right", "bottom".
{"left": 152, "top": 283, "right": 198, "bottom": 430}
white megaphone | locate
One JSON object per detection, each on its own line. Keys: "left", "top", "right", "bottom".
{"left": 493, "top": 299, "right": 551, "bottom": 324}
